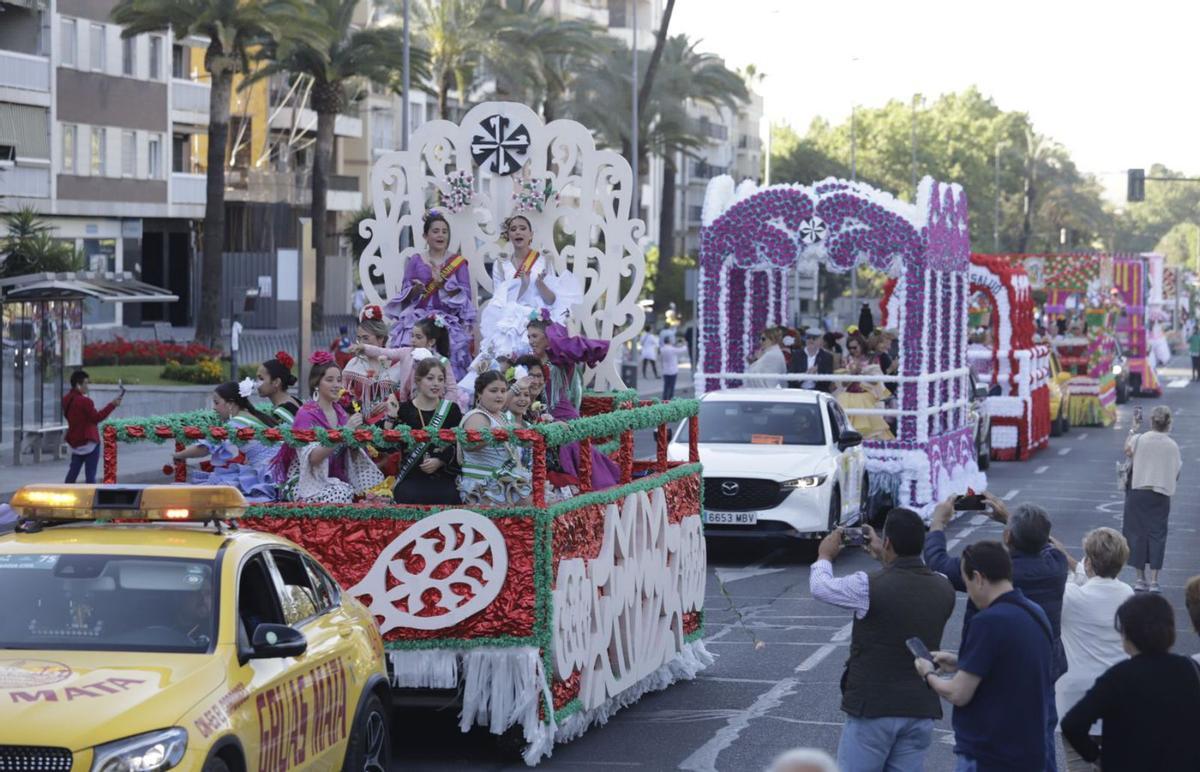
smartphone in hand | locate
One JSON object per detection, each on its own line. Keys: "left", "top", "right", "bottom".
{"left": 906, "top": 637, "right": 934, "bottom": 663}
{"left": 842, "top": 526, "right": 867, "bottom": 547}
{"left": 953, "top": 494, "right": 987, "bottom": 511}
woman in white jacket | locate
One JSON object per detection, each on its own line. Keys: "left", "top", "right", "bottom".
{"left": 746, "top": 327, "right": 787, "bottom": 388}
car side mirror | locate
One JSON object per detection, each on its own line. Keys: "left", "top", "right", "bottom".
{"left": 249, "top": 623, "right": 307, "bottom": 660}
{"left": 837, "top": 429, "right": 863, "bottom": 450}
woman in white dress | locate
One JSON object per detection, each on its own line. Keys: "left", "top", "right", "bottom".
{"left": 476, "top": 215, "right": 583, "bottom": 365}
{"left": 745, "top": 326, "right": 787, "bottom": 388}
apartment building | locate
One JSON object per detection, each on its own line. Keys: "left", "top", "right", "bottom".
{"left": 0, "top": 0, "right": 365, "bottom": 327}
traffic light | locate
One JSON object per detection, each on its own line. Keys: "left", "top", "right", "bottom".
{"left": 1127, "top": 168, "right": 1145, "bottom": 202}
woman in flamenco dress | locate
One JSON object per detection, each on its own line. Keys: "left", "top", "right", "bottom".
{"left": 384, "top": 211, "right": 476, "bottom": 380}
{"left": 834, "top": 334, "right": 894, "bottom": 440}
{"left": 526, "top": 317, "right": 621, "bottom": 490}
{"left": 173, "top": 379, "right": 280, "bottom": 502}
{"left": 390, "top": 357, "right": 463, "bottom": 505}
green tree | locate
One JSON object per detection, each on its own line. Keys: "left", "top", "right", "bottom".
{"left": 249, "top": 0, "right": 428, "bottom": 325}
{"left": 0, "top": 208, "right": 83, "bottom": 278}
{"left": 417, "top": 0, "right": 489, "bottom": 119}
{"left": 1112, "top": 164, "right": 1200, "bottom": 254}
{"left": 112, "top": 0, "right": 319, "bottom": 346}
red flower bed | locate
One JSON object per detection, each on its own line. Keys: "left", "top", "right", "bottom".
{"left": 84, "top": 338, "right": 221, "bottom": 366}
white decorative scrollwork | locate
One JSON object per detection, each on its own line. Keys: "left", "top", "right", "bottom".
{"left": 346, "top": 509, "right": 508, "bottom": 632}
{"left": 358, "top": 101, "right": 647, "bottom": 390}
{"left": 549, "top": 487, "right": 706, "bottom": 709}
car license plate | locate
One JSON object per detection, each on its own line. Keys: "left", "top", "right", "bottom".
{"left": 704, "top": 511, "right": 758, "bottom": 525}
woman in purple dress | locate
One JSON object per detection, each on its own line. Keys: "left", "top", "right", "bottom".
{"left": 384, "top": 211, "right": 476, "bottom": 380}
{"left": 526, "top": 318, "right": 621, "bottom": 490}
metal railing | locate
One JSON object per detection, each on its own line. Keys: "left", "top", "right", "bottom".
{"left": 171, "top": 79, "right": 210, "bottom": 114}
{"left": 0, "top": 165, "right": 50, "bottom": 198}
{"left": 170, "top": 172, "right": 206, "bottom": 205}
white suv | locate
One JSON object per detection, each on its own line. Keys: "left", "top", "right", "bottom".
{"left": 668, "top": 389, "right": 869, "bottom": 538}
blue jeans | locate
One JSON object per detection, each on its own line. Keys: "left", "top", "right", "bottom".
{"left": 65, "top": 446, "right": 100, "bottom": 484}
{"left": 662, "top": 373, "right": 677, "bottom": 401}
{"left": 837, "top": 716, "right": 933, "bottom": 772}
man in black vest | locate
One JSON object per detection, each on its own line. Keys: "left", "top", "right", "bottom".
{"left": 788, "top": 331, "right": 834, "bottom": 391}
{"left": 810, "top": 509, "right": 956, "bottom": 772}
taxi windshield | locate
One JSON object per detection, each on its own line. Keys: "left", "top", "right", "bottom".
{"left": 0, "top": 553, "right": 216, "bottom": 653}
{"left": 676, "top": 401, "right": 826, "bottom": 445}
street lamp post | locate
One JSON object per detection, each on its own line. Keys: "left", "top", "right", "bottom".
{"left": 631, "top": 0, "right": 639, "bottom": 217}
{"left": 401, "top": 0, "right": 410, "bottom": 152}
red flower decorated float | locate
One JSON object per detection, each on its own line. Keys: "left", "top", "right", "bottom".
{"left": 100, "top": 103, "right": 708, "bottom": 765}
{"left": 699, "top": 175, "right": 986, "bottom": 516}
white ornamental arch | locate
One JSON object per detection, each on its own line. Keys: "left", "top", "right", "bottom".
{"left": 357, "top": 101, "right": 647, "bottom": 390}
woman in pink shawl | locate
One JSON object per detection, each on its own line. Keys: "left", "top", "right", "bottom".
{"left": 526, "top": 317, "right": 621, "bottom": 490}
{"left": 274, "top": 352, "right": 383, "bottom": 502}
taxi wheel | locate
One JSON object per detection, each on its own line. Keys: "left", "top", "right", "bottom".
{"left": 344, "top": 692, "right": 391, "bottom": 772}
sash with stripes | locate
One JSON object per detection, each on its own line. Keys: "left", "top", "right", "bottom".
{"left": 394, "top": 399, "right": 454, "bottom": 485}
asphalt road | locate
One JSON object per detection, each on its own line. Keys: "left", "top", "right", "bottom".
{"left": 391, "top": 364, "right": 1200, "bottom": 771}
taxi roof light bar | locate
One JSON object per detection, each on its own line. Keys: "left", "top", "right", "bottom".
{"left": 10, "top": 485, "right": 247, "bottom": 524}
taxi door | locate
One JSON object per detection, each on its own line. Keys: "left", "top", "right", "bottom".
{"left": 825, "top": 398, "right": 865, "bottom": 523}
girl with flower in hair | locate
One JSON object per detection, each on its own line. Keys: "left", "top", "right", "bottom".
{"left": 526, "top": 317, "right": 621, "bottom": 490}
{"left": 256, "top": 351, "right": 302, "bottom": 425}
{"left": 475, "top": 215, "right": 584, "bottom": 366}
{"left": 342, "top": 304, "right": 406, "bottom": 419}
{"left": 273, "top": 352, "right": 384, "bottom": 503}
{"left": 172, "top": 380, "right": 280, "bottom": 501}
{"left": 457, "top": 370, "right": 532, "bottom": 506}
{"left": 384, "top": 210, "right": 476, "bottom": 380}
{"left": 391, "top": 357, "right": 463, "bottom": 505}
{"left": 348, "top": 315, "right": 467, "bottom": 411}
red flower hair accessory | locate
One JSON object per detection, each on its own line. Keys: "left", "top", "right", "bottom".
{"left": 309, "top": 350, "right": 335, "bottom": 367}
{"left": 275, "top": 351, "right": 295, "bottom": 370}
{"left": 360, "top": 304, "right": 384, "bottom": 322}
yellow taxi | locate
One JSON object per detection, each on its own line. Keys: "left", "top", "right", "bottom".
{"left": 0, "top": 485, "right": 391, "bottom": 772}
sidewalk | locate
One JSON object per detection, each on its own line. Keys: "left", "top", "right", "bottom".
{"left": 0, "top": 442, "right": 178, "bottom": 501}
{"left": 632, "top": 361, "right": 696, "bottom": 401}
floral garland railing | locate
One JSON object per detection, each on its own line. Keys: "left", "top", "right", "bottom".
{"left": 102, "top": 400, "right": 701, "bottom": 508}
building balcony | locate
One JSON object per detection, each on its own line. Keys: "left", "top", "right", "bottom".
{"left": 268, "top": 106, "right": 362, "bottom": 139}
{"left": 222, "top": 168, "right": 361, "bottom": 211}
{"left": 171, "top": 79, "right": 211, "bottom": 125}
{"left": 170, "top": 172, "right": 206, "bottom": 205}
{"left": 0, "top": 164, "right": 50, "bottom": 199}
{"left": 0, "top": 51, "right": 50, "bottom": 106}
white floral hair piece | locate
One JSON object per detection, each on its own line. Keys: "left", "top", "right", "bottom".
{"left": 513, "top": 365, "right": 529, "bottom": 381}
{"left": 237, "top": 377, "right": 256, "bottom": 399}
{"left": 431, "top": 313, "right": 447, "bottom": 329}
{"left": 782, "top": 335, "right": 796, "bottom": 346}
{"left": 411, "top": 347, "right": 433, "bottom": 362}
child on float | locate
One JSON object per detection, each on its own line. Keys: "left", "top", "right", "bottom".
{"left": 384, "top": 210, "right": 476, "bottom": 380}
{"left": 391, "top": 357, "right": 463, "bottom": 505}
{"left": 341, "top": 305, "right": 404, "bottom": 419}
{"left": 456, "top": 370, "right": 532, "bottom": 506}
{"left": 505, "top": 365, "right": 577, "bottom": 502}
{"left": 272, "top": 352, "right": 384, "bottom": 503}
{"left": 526, "top": 317, "right": 621, "bottom": 490}
{"left": 348, "top": 315, "right": 467, "bottom": 411}
{"left": 256, "top": 351, "right": 303, "bottom": 425}
{"left": 172, "top": 379, "right": 280, "bottom": 502}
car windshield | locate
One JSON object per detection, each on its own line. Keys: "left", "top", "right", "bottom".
{"left": 0, "top": 553, "right": 216, "bottom": 653}
{"left": 677, "top": 401, "right": 826, "bottom": 445}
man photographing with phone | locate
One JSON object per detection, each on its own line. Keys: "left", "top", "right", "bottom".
{"left": 809, "top": 510, "right": 955, "bottom": 772}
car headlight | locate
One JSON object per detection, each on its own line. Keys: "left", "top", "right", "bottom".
{"left": 1112, "top": 364, "right": 1123, "bottom": 375}
{"left": 781, "top": 475, "right": 827, "bottom": 489}
{"left": 91, "top": 728, "right": 187, "bottom": 772}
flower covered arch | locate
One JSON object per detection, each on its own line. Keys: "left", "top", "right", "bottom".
{"left": 700, "top": 175, "right": 985, "bottom": 515}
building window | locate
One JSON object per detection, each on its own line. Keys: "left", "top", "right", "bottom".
{"left": 607, "top": 0, "right": 626, "bottom": 28}
{"left": 172, "top": 44, "right": 185, "bottom": 79}
{"left": 62, "top": 124, "right": 76, "bottom": 174}
{"left": 60, "top": 19, "right": 76, "bottom": 67}
{"left": 172, "top": 134, "right": 187, "bottom": 173}
{"left": 121, "top": 131, "right": 136, "bottom": 177}
{"left": 90, "top": 127, "right": 106, "bottom": 176}
{"left": 38, "top": 10, "right": 51, "bottom": 56}
{"left": 89, "top": 24, "right": 105, "bottom": 72}
{"left": 148, "top": 134, "right": 162, "bottom": 179}
{"left": 122, "top": 36, "right": 135, "bottom": 76}
{"left": 149, "top": 35, "right": 163, "bottom": 79}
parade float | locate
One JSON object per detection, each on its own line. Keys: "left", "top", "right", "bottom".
{"left": 891, "top": 254, "right": 1050, "bottom": 462}
{"left": 698, "top": 175, "right": 986, "bottom": 516}
{"left": 100, "top": 103, "right": 708, "bottom": 766}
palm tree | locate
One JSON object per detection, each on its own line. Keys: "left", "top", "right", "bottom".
{"left": 417, "top": 0, "right": 490, "bottom": 120}
{"left": 482, "top": 0, "right": 606, "bottom": 121}
{"left": 112, "top": 0, "right": 319, "bottom": 346}
{"left": 248, "top": 0, "right": 429, "bottom": 324}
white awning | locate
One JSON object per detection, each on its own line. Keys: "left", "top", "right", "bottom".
{"left": 0, "top": 271, "right": 178, "bottom": 303}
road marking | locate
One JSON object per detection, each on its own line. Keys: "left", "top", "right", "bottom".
{"left": 970, "top": 514, "right": 989, "bottom": 525}
{"left": 795, "top": 644, "right": 839, "bottom": 671}
{"left": 1035, "top": 465, "right": 1050, "bottom": 474}
{"left": 1077, "top": 433, "right": 1088, "bottom": 440}
{"left": 1168, "top": 378, "right": 1189, "bottom": 389}
{"left": 1003, "top": 489, "right": 1020, "bottom": 501}
{"left": 678, "top": 677, "right": 799, "bottom": 771}
{"left": 1058, "top": 447, "right": 1072, "bottom": 456}
{"left": 713, "top": 547, "right": 788, "bottom": 585}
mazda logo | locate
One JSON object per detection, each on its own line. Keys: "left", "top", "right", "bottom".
{"left": 721, "top": 481, "right": 740, "bottom": 496}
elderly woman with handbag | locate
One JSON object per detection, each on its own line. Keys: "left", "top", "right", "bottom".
{"left": 1122, "top": 406, "right": 1182, "bottom": 593}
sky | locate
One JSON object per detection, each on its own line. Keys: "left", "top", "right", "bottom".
{"left": 674, "top": 0, "right": 1200, "bottom": 203}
